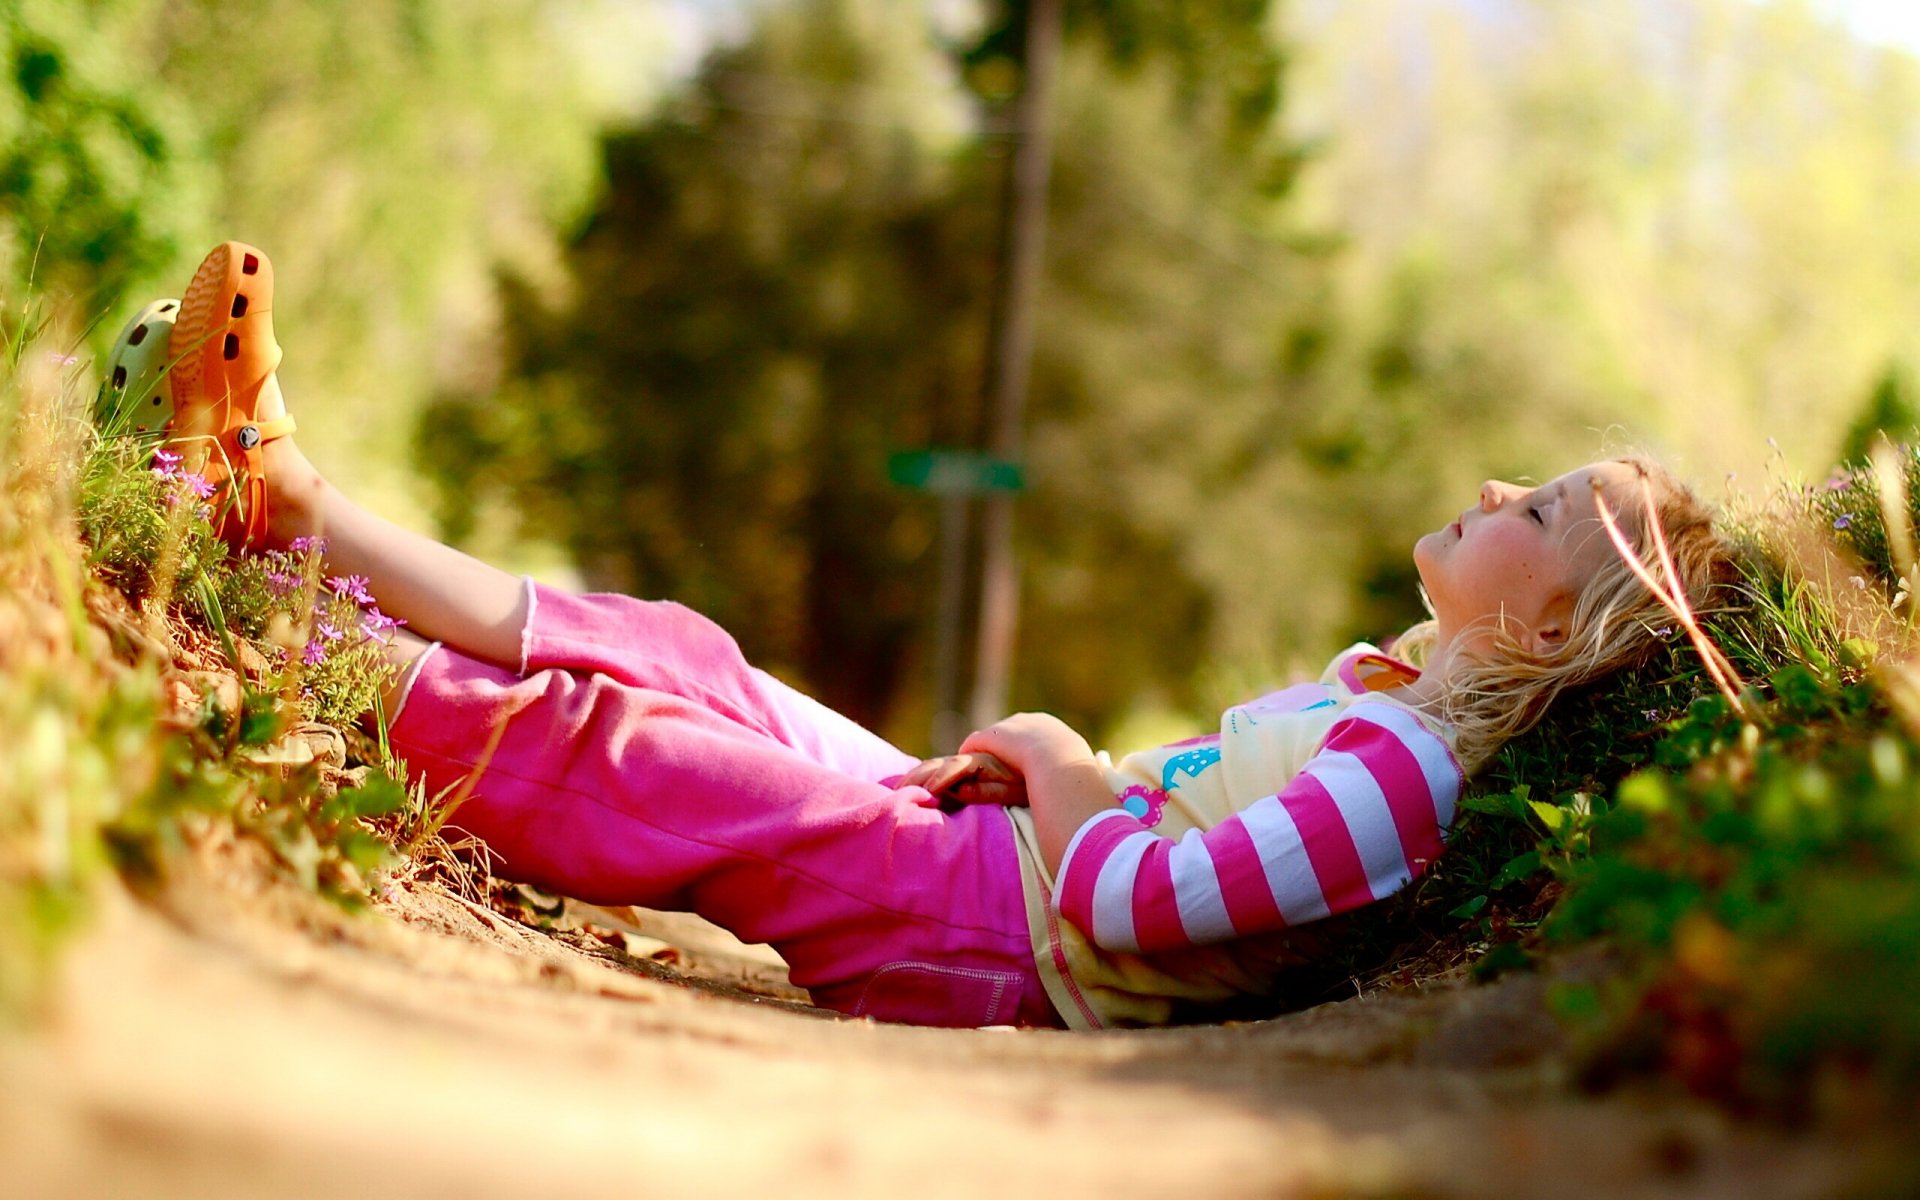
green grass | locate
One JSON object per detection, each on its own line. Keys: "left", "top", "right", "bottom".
{"left": 0, "top": 302, "right": 427, "bottom": 1018}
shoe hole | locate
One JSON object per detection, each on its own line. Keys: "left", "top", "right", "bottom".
{"left": 231, "top": 294, "right": 248, "bottom": 319}
{"left": 152, "top": 395, "right": 163, "bottom": 406}
{"left": 242, "top": 254, "right": 259, "bottom": 275}
{"left": 224, "top": 333, "right": 240, "bottom": 360}
{"left": 160, "top": 301, "right": 177, "bottom": 312}
{"left": 112, "top": 366, "right": 127, "bottom": 388}
{"left": 128, "top": 324, "right": 148, "bottom": 346}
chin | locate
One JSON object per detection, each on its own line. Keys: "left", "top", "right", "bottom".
{"left": 1412, "top": 531, "right": 1441, "bottom": 575}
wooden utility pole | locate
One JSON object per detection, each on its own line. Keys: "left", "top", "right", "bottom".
{"left": 969, "top": 0, "right": 1062, "bottom": 732}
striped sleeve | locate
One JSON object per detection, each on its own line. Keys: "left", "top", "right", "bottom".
{"left": 1054, "top": 703, "right": 1463, "bottom": 955}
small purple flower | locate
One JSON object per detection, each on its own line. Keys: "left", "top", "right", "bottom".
{"left": 327, "top": 574, "right": 374, "bottom": 605}
{"left": 181, "top": 472, "right": 217, "bottom": 500}
{"left": 288, "top": 535, "right": 329, "bottom": 556}
{"left": 364, "top": 607, "right": 406, "bottom": 635}
{"left": 1825, "top": 472, "right": 1851, "bottom": 492}
{"left": 1835, "top": 514, "right": 1853, "bottom": 531}
{"left": 303, "top": 640, "right": 327, "bottom": 666}
{"left": 152, "top": 448, "right": 182, "bottom": 470}
{"left": 315, "top": 621, "right": 344, "bottom": 642}
{"left": 266, "top": 569, "right": 298, "bottom": 596}
{"left": 160, "top": 489, "right": 181, "bottom": 508}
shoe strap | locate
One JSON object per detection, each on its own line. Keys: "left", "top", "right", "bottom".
{"left": 250, "top": 414, "right": 297, "bottom": 442}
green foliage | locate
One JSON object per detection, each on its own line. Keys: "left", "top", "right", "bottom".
{"left": 0, "top": 0, "right": 204, "bottom": 306}
{"left": 423, "top": 0, "right": 1317, "bottom": 742}
{"left": 1, "top": 307, "right": 419, "bottom": 1016}
{"left": 1550, "top": 667, "right": 1920, "bottom": 1114}
{"left": 77, "top": 436, "right": 228, "bottom": 606}
{"left": 1838, "top": 362, "right": 1920, "bottom": 467}
{"left": 3, "top": 0, "right": 634, "bottom": 516}
{"left": 421, "top": 0, "right": 988, "bottom": 732}
{"left": 1492, "top": 462, "right": 1920, "bottom": 1114}
{"left": 1807, "top": 444, "right": 1920, "bottom": 590}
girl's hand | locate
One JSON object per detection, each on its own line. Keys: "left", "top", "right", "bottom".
{"left": 961, "top": 715, "right": 1113, "bottom": 876}
{"left": 958, "top": 713, "right": 1095, "bottom": 777}
{"left": 896, "top": 752, "right": 1027, "bottom": 807}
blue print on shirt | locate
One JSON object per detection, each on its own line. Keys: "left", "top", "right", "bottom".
{"left": 1161, "top": 745, "right": 1222, "bottom": 791}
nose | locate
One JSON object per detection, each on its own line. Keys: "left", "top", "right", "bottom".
{"left": 1479, "top": 479, "right": 1526, "bottom": 512}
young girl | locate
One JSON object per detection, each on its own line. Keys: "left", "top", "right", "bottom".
{"left": 108, "top": 243, "right": 1730, "bottom": 1030}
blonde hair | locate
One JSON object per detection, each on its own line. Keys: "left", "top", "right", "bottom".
{"left": 1395, "top": 457, "right": 1735, "bottom": 773}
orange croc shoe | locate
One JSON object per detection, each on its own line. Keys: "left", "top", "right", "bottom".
{"left": 167, "top": 241, "right": 296, "bottom": 547}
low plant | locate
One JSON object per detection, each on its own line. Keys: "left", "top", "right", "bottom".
{"left": 0, "top": 303, "right": 425, "bottom": 1016}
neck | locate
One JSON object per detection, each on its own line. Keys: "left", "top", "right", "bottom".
{"left": 1387, "top": 624, "right": 1465, "bottom": 710}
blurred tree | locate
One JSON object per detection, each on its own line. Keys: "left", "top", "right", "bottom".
{"left": 1289, "top": 0, "right": 1920, "bottom": 500}
{"left": 1839, "top": 362, "right": 1919, "bottom": 465}
{"left": 0, "top": 0, "right": 205, "bottom": 313}
{"left": 145, "top": 0, "right": 625, "bottom": 507}
{"left": 422, "top": 0, "right": 1323, "bottom": 742}
{"left": 4, "top": 0, "right": 646, "bottom": 514}
{"left": 420, "top": 0, "right": 990, "bottom": 731}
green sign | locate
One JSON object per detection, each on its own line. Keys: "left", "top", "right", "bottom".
{"left": 888, "top": 449, "right": 1025, "bottom": 495}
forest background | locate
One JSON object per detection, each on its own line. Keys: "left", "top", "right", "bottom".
{"left": 8, "top": 0, "right": 1920, "bottom": 755}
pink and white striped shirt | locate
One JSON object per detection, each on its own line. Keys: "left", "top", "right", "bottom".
{"left": 1007, "top": 647, "right": 1464, "bottom": 1026}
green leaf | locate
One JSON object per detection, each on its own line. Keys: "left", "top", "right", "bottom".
{"left": 1459, "top": 783, "right": 1531, "bottom": 820}
{"left": 338, "top": 774, "right": 409, "bottom": 819}
{"left": 1616, "top": 771, "right": 1669, "bottom": 814}
{"left": 1448, "top": 894, "right": 1488, "bottom": 919}
{"left": 1472, "top": 941, "right": 1533, "bottom": 981}
{"left": 1528, "top": 799, "right": 1570, "bottom": 835}
{"left": 1492, "top": 850, "right": 1543, "bottom": 888}
{"left": 336, "top": 830, "right": 392, "bottom": 873}
{"left": 238, "top": 692, "right": 283, "bottom": 747}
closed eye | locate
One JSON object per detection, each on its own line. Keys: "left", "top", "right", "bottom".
{"left": 1529, "top": 506, "right": 1546, "bottom": 525}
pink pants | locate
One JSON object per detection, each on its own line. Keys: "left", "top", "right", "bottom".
{"left": 388, "top": 582, "right": 1062, "bottom": 1028}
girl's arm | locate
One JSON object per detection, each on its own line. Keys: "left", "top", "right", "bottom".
{"left": 1044, "top": 703, "right": 1461, "bottom": 955}
{"left": 957, "top": 714, "right": 1115, "bottom": 876}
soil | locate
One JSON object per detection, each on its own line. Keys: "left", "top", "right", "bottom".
{"left": 0, "top": 837, "right": 1896, "bottom": 1200}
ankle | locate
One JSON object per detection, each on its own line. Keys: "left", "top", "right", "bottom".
{"left": 258, "top": 437, "right": 328, "bottom": 549}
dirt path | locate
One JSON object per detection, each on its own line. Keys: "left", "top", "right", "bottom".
{"left": 0, "top": 851, "right": 1885, "bottom": 1200}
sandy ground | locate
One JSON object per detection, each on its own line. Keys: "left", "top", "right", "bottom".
{"left": 0, "top": 845, "right": 1896, "bottom": 1200}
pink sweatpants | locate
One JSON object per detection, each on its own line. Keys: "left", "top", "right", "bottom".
{"left": 388, "top": 582, "right": 1062, "bottom": 1029}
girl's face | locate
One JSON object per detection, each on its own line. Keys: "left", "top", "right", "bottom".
{"left": 1413, "top": 460, "right": 1640, "bottom": 653}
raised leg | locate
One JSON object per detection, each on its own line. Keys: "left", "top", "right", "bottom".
{"left": 258, "top": 435, "right": 527, "bottom": 672}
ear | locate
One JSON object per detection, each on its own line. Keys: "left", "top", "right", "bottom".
{"left": 1527, "top": 594, "right": 1574, "bottom": 655}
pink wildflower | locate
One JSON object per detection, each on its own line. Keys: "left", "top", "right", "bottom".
{"left": 327, "top": 575, "right": 374, "bottom": 605}
{"left": 364, "top": 607, "right": 406, "bottom": 636}
{"left": 303, "top": 640, "right": 327, "bottom": 666}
